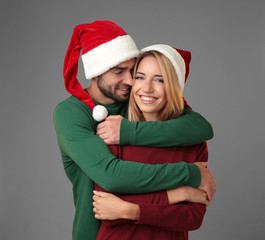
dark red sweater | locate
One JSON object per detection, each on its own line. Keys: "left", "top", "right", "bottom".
{"left": 95, "top": 142, "right": 208, "bottom": 240}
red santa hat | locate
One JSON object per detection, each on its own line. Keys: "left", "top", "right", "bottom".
{"left": 140, "top": 44, "right": 191, "bottom": 93}
{"left": 63, "top": 20, "right": 140, "bottom": 113}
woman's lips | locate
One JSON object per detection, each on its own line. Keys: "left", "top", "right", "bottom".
{"left": 139, "top": 95, "right": 158, "bottom": 104}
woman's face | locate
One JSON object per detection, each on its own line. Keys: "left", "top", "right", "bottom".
{"left": 132, "top": 56, "right": 167, "bottom": 121}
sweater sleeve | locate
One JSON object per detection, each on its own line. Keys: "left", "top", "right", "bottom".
{"left": 102, "top": 142, "right": 208, "bottom": 230}
{"left": 103, "top": 190, "right": 206, "bottom": 232}
{"left": 53, "top": 101, "right": 201, "bottom": 193}
{"left": 137, "top": 202, "right": 206, "bottom": 231}
{"left": 137, "top": 143, "right": 208, "bottom": 231}
{"left": 120, "top": 108, "right": 213, "bottom": 147}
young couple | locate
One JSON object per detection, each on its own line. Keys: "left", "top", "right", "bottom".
{"left": 54, "top": 20, "right": 216, "bottom": 240}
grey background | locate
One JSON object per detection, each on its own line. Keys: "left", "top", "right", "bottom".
{"left": 1, "top": 0, "right": 264, "bottom": 239}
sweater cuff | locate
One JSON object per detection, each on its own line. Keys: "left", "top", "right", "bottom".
{"left": 186, "top": 163, "right": 201, "bottom": 188}
{"left": 136, "top": 204, "right": 153, "bottom": 225}
{"left": 120, "top": 118, "right": 134, "bottom": 145}
{"left": 136, "top": 191, "right": 168, "bottom": 225}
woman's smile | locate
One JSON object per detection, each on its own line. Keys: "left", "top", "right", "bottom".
{"left": 139, "top": 95, "right": 158, "bottom": 104}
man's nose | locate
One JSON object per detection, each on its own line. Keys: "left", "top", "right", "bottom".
{"left": 122, "top": 71, "right": 133, "bottom": 86}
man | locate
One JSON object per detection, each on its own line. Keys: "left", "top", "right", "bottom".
{"left": 54, "top": 20, "right": 215, "bottom": 240}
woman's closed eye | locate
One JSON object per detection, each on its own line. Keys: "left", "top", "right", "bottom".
{"left": 154, "top": 78, "right": 164, "bottom": 83}
{"left": 135, "top": 75, "right": 144, "bottom": 80}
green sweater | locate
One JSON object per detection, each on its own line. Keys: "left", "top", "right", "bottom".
{"left": 53, "top": 95, "right": 213, "bottom": 240}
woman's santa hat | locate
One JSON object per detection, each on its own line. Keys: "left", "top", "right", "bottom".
{"left": 141, "top": 44, "right": 191, "bottom": 93}
{"left": 63, "top": 20, "right": 139, "bottom": 121}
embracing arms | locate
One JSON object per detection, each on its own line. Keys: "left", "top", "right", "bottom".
{"left": 93, "top": 186, "right": 208, "bottom": 231}
{"left": 54, "top": 100, "right": 210, "bottom": 194}
{"left": 92, "top": 142, "right": 214, "bottom": 231}
{"left": 96, "top": 107, "right": 215, "bottom": 199}
{"left": 97, "top": 107, "right": 213, "bottom": 147}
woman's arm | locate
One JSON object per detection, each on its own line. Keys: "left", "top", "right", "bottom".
{"left": 93, "top": 187, "right": 207, "bottom": 231}
{"left": 167, "top": 186, "right": 209, "bottom": 205}
{"left": 136, "top": 202, "right": 206, "bottom": 231}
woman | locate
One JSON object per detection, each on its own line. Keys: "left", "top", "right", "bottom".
{"left": 93, "top": 44, "right": 211, "bottom": 239}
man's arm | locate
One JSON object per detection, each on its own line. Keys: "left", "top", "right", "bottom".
{"left": 96, "top": 110, "right": 215, "bottom": 198}
{"left": 97, "top": 108, "right": 213, "bottom": 147}
{"left": 54, "top": 100, "right": 201, "bottom": 194}
{"left": 121, "top": 108, "right": 213, "bottom": 147}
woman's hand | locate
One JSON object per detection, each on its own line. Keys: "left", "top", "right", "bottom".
{"left": 92, "top": 191, "right": 139, "bottom": 220}
{"left": 167, "top": 186, "right": 209, "bottom": 206}
{"left": 96, "top": 115, "right": 123, "bottom": 144}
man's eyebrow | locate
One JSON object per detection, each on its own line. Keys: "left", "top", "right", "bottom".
{"left": 110, "top": 66, "right": 127, "bottom": 71}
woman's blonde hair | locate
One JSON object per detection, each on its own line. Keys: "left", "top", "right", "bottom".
{"left": 128, "top": 50, "right": 184, "bottom": 122}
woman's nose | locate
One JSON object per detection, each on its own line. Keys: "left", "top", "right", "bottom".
{"left": 142, "top": 80, "right": 153, "bottom": 92}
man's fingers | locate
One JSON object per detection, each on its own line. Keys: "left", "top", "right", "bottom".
{"left": 96, "top": 116, "right": 121, "bottom": 144}
{"left": 205, "top": 189, "right": 212, "bottom": 203}
{"left": 206, "top": 180, "right": 216, "bottom": 203}
{"left": 105, "top": 115, "right": 122, "bottom": 120}
{"left": 97, "top": 132, "right": 107, "bottom": 140}
{"left": 194, "top": 162, "right": 208, "bottom": 168}
{"left": 201, "top": 162, "right": 208, "bottom": 167}
{"left": 197, "top": 163, "right": 216, "bottom": 204}
{"left": 96, "top": 133, "right": 115, "bottom": 144}
{"left": 97, "top": 121, "right": 107, "bottom": 131}
{"left": 96, "top": 122, "right": 115, "bottom": 134}
{"left": 103, "top": 139, "right": 112, "bottom": 145}
{"left": 204, "top": 194, "right": 210, "bottom": 206}
{"left": 92, "top": 195, "right": 98, "bottom": 201}
{"left": 93, "top": 190, "right": 109, "bottom": 197}
{"left": 97, "top": 120, "right": 107, "bottom": 127}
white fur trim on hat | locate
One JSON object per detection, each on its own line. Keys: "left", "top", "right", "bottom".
{"left": 82, "top": 35, "right": 139, "bottom": 79}
{"left": 141, "top": 44, "right": 186, "bottom": 93}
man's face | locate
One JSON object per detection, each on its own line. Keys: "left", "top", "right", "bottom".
{"left": 97, "top": 58, "right": 136, "bottom": 103}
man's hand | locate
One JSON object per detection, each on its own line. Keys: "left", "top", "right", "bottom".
{"left": 96, "top": 115, "right": 123, "bottom": 144}
{"left": 194, "top": 162, "right": 216, "bottom": 203}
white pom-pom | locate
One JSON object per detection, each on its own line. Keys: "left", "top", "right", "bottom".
{"left": 92, "top": 105, "right": 108, "bottom": 122}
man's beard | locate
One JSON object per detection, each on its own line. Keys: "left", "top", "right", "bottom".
{"left": 97, "top": 76, "right": 131, "bottom": 102}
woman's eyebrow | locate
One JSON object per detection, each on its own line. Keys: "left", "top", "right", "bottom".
{"left": 136, "top": 72, "right": 163, "bottom": 78}
{"left": 136, "top": 72, "right": 145, "bottom": 75}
